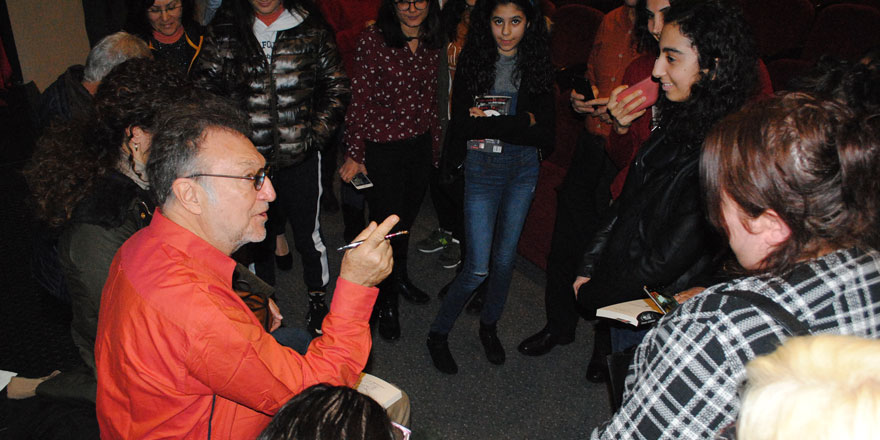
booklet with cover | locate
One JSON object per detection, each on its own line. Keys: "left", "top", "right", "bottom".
{"left": 596, "top": 287, "right": 678, "bottom": 327}
{"left": 474, "top": 95, "right": 512, "bottom": 116}
{"left": 354, "top": 372, "right": 402, "bottom": 409}
{"left": 597, "top": 299, "right": 663, "bottom": 326}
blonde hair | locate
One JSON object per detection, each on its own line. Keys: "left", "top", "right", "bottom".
{"left": 737, "top": 334, "right": 880, "bottom": 440}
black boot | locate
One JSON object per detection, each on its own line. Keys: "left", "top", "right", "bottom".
{"left": 427, "top": 332, "right": 457, "bottom": 374}
{"left": 479, "top": 321, "right": 505, "bottom": 365}
{"left": 517, "top": 325, "right": 575, "bottom": 357}
{"left": 373, "top": 288, "right": 400, "bottom": 341}
{"left": 586, "top": 321, "right": 611, "bottom": 383}
{"left": 395, "top": 275, "right": 430, "bottom": 304}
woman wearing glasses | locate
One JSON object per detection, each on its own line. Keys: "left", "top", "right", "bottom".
{"left": 125, "top": 0, "right": 204, "bottom": 75}
{"left": 340, "top": 0, "right": 443, "bottom": 340}
{"left": 195, "top": 0, "right": 350, "bottom": 337}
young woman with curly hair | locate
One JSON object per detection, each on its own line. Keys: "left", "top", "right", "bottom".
{"left": 426, "top": 0, "right": 555, "bottom": 374}
{"left": 17, "top": 58, "right": 186, "bottom": 402}
{"left": 573, "top": 0, "right": 760, "bottom": 358}
{"left": 340, "top": 0, "right": 444, "bottom": 341}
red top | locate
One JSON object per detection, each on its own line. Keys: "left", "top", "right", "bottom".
{"left": 343, "top": 26, "right": 441, "bottom": 165}
{"left": 317, "top": 0, "right": 381, "bottom": 72}
{"left": 585, "top": 5, "right": 640, "bottom": 138}
{"left": 152, "top": 25, "right": 184, "bottom": 44}
{"left": 256, "top": 5, "right": 285, "bottom": 26}
{"left": 95, "top": 210, "right": 376, "bottom": 439}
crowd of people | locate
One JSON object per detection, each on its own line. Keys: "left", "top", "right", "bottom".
{"left": 5, "top": 0, "right": 880, "bottom": 438}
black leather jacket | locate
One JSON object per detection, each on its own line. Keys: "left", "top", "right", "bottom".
{"left": 577, "top": 129, "right": 723, "bottom": 309}
{"left": 194, "top": 12, "right": 350, "bottom": 168}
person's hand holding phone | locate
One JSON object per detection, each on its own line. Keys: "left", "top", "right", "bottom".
{"left": 571, "top": 88, "right": 611, "bottom": 115}
{"left": 339, "top": 156, "right": 367, "bottom": 183}
{"left": 606, "top": 84, "right": 648, "bottom": 135}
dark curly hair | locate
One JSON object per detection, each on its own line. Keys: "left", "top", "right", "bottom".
{"left": 376, "top": 0, "right": 444, "bottom": 50}
{"left": 456, "top": 0, "right": 554, "bottom": 98}
{"left": 657, "top": 0, "right": 758, "bottom": 147}
{"left": 25, "top": 58, "right": 188, "bottom": 229}
{"left": 256, "top": 384, "right": 394, "bottom": 440}
{"left": 124, "top": 0, "right": 200, "bottom": 41}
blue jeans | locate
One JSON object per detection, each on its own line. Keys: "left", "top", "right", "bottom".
{"left": 272, "top": 327, "right": 312, "bottom": 355}
{"left": 430, "top": 146, "right": 539, "bottom": 334}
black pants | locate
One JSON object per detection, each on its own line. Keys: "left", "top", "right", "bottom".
{"left": 254, "top": 153, "right": 329, "bottom": 291}
{"left": 428, "top": 166, "right": 465, "bottom": 241}
{"left": 544, "top": 132, "right": 614, "bottom": 337}
{"left": 364, "top": 132, "right": 433, "bottom": 303}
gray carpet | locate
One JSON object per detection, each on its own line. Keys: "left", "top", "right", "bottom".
{"left": 272, "top": 180, "right": 612, "bottom": 439}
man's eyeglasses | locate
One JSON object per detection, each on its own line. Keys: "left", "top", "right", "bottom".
{"left": 394, "top": 0, "right": 428, "bottom": 11}
{"left": 147, "top": 2, "right": 181, "bottom": 15}
{"left": 186, "top": 167, "right": 271, "bottom": 191}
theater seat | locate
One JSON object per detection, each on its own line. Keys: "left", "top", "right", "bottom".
{"left": 802, "top": 4, "right": 880, "bottom": 62}
{"left": 741, "top": 0, "right": 814, "bottom": 59}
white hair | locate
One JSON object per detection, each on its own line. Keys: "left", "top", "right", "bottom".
{"left": 737, "top": 334, "right": 880, "bottom": 440}
{"left": 83, "top": 32, "right": 151, "bottom": 83}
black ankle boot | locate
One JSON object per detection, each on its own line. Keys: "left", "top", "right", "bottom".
{"left": 395, "top": 275, "right": 430, "bottom": 304}
{"left": 373, "top": 296, "right": 400, "bottom": 341}
{"left": 479, "top": 322, "right": 505, "bottom": 365}
{"left": 427, "top": 332, "right": 457, "bottom": 374}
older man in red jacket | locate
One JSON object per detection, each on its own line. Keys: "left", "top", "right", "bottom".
{"left": 94, "top": 94, "right": 397, "bottom": 439}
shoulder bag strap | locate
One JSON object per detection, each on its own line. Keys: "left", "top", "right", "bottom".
{"left": 718, "top": 290, "right": 811, "bottom": 336}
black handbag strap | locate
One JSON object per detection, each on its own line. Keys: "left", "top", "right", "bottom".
{"left": 718, "top": 290, "right": 811, "bottom": 336}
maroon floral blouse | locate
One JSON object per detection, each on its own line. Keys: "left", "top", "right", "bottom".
{"left": 343, "top": 26, "right": 441, "bottom": 165}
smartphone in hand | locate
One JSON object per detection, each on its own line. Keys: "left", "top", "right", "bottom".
{"left": 572, "top": 76, "right": 595, "bottom": 101}
{"left": 615, "top": 76, "right": 660, "bottom": 113}
{"left": 350, "top": 172, "right": 373, "bottom": 190}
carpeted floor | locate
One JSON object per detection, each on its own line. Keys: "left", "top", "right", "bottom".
{"left": 0, "top": 119, "right": 612, "bottom": 438}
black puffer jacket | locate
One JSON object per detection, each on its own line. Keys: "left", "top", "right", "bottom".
{"left": 577, "top": 129, "right": 724, "bottom": 310}
{"left": 194, "top": 12, "right": 350, "bottom": 168}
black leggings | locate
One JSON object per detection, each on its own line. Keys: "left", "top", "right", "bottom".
{"left": 364, "top": 132, "right": 433, "bottom": 301}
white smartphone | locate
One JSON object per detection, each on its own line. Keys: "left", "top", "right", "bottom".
{"left": 350, "top": 172, "right": 373, "bottom": 190}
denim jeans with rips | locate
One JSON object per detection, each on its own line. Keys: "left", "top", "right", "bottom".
{"left": 430, "top": 145, "right": 539, "bottom": 334}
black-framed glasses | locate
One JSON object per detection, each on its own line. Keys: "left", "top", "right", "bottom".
{"left": 394, "top": 0, "right": 428, "bottom": 11}
{"left": 186, "top": 166, "right": 271, "bottom": 191}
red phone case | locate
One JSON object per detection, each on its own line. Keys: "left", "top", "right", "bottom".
{"left": 615, "top": 76, "right": 660, "bottom": 113}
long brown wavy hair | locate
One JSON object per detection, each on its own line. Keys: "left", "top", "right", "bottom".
{"left": 25, "top": 58, "right": 188, "bottom": 229}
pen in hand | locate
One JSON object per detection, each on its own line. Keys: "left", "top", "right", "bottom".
{"left": 336, "top": 231, "right": 409, "bottom": 251}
